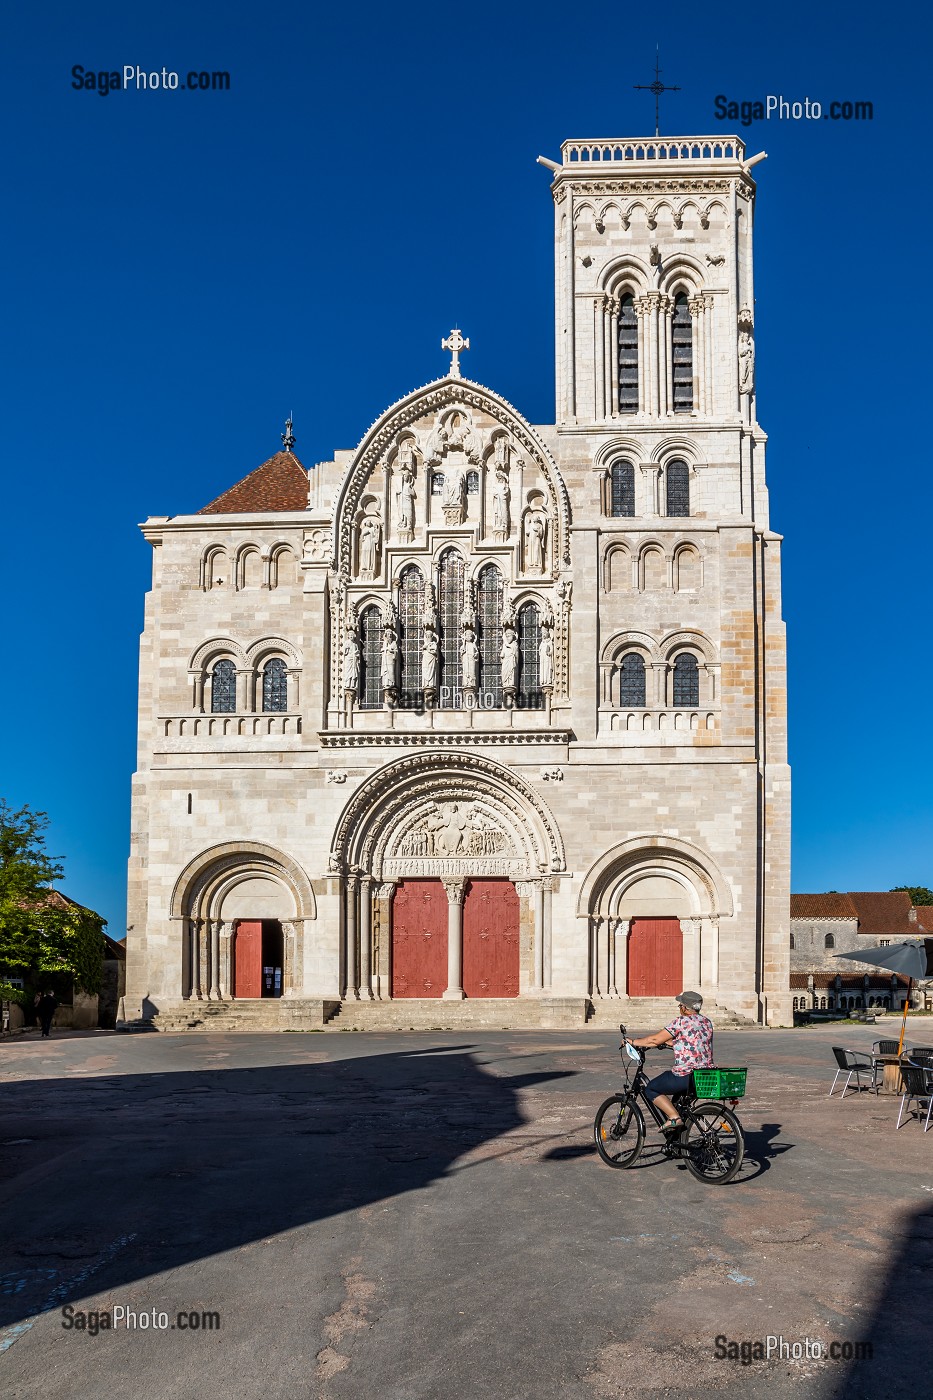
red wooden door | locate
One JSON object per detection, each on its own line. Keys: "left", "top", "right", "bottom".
{"left": 627, "top": 918, "right": 683, "bottom": 998}
{"left": 463, "top": 880, "right": 520, "bottom": 998}
{"left": 392, "top": 881, "right": 447, "bottom": 998}
{"left": 234, "top": 920, "right": 263, "bottom": 999}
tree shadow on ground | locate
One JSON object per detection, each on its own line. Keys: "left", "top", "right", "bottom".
{"left": 0, "top": 1046, "right": 573, "bottom": 1335}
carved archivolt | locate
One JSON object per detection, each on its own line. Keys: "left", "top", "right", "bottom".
{"left": 576, "top": 835, "right": 734, "bottom": 921}
{"left": 331, "top": 750, "right": 566, "bottom": 877}
{"left": 170, "top": 841, "right": 318, "bottom": 921}
{"left": 330, "top": 379, "right": 572, "bottom": 582}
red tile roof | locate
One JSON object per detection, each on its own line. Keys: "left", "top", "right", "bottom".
{"left": 790, "top": 971, "right": 910, "bottom": 989}
{"left": 913, "top": 907, "right": 933, "bottom": 934}
{"left": 198, "top": 451, "right": 309, "bottom": 514}
{"left": 790, "top": 893, "right": 857, "bottom": 918}
{"left": 847, "top": 891, "right": 915, "bottom": 937}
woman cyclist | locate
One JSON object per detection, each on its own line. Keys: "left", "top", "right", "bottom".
{"left": 630, "top": 990, "right": 714, "bottom": 1134}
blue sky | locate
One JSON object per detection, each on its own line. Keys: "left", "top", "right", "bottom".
{"left": 2, "top": 0, "right": 930, "bottom": 934}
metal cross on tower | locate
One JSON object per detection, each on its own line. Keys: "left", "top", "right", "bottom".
{"left": 442, "top": 327, "right": 470, "bottom": 378}
{"left": 633, "top": 50, "right": 680, "bottom": 137}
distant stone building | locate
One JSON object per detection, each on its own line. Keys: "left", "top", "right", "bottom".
{"left": 125, "top": 133, "right": 791, "bottom": 1030}
{"left": 790, "top": 891, "right": 926, "bottom": 1012}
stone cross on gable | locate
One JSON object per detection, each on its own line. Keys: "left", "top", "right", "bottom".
{"left": 442, "top": 327, "right": 470, "bottom": 379}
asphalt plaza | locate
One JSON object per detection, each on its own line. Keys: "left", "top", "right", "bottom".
{"left": 1, "top": 1023, "right": 931, "bottom": 1399}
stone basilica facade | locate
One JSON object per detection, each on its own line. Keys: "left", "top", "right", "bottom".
{"left": 125, "top": 134, "right": 791, "bottom": 1029}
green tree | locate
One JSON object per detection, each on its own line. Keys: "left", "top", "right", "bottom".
{"left": 892, "top": 886, "right": 933, "bottom": 907}
{"left": 0, "top": 801, "right": 106, "bottom": 1001}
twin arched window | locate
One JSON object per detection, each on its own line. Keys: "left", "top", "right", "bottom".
{"left": 607, "top": 458, "right": 689, "bottom": 517}
{"left": 209, "top": 656, "right": 291, "bottom": 714}
{"left": 615, "top": 651, "right": 700, "bottom": 708}
{"left": 615, "top": 288, "right": 694, "bottom": 415}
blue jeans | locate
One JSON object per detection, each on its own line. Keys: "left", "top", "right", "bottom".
{"left": 643, "top": 1070, "right": 692, "bottom": 1103}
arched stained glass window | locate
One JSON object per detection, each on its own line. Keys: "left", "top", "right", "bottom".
{"left": 438, "top": 550, "right": 465, "bottom": 709}
{"left": 431, "top": 472, "right": 445, "bottom": 496}
{"left": 610, "top": 460, "right": 635, "bottom": 517}
{"left": 618, "top": 653, "right": 646, "bottom": 707}
{"left": 672, "top": 652, "right": 699, "bottom": 707}
{"left": 466, "top": 470, "right": 480, "bottom": 495}
{"left": 617, "top": 294, "right": 638, "bottom": 412}
{"left": 262, "top": 657, "right": 288, "bottom": 712}
{"left": 210, "top": 659, "right": 236, "bottom": 713}
{"left": 477, "top": 564, "right": 503, "bottom": 707}
{"left": 397, "top": 565, "right": 424, "bottom": 707}
{"left": 517, "top": 602, "right": 542, "bottom": 709}
{"left": 358, "top": 606, "right": 383, "bottom": 711}
{"left": 666, "top": 460, "right": 690, "bottom": 517}
{"left": 672, "top": 292, "right": 693, "bottom": 411}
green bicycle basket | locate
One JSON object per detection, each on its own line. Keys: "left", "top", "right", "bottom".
{"left": 692, "top": 1067, "right": 748, "bottom": 1099}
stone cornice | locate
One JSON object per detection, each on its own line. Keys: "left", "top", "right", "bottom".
{"left": 319, "top": 730, "right": 573, "bottom": 748}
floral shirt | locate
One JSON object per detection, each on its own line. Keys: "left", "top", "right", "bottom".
{"left": 665, "top": 1013, "right": 715, "bottom": 1075}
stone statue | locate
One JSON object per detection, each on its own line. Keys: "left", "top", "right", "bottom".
{"left": 358, "top": 514, "right": 381, "bottom": 579}
{"left": 381, "top": 626, "right": 399, "bottom": 691}
{"left": 492, "top": 467, "right": 510, "bottom": 540}
{"left": 461, "top": 628, "right": 479, "bottom": 690}
{"left": 396, "top": 464, "right": 415, "bottom": 538}
{"left": 523, "top": 509, "right": 547, "bottom": 575}
{"left": 538, "top": 630, "right": 554, "bottom": 689}
{"left": 342, "top": 630, "right": 361, "bottom": 692}
{"left": 442, "top": 466, "right": 465, "bottom": 510}
{"left": 501, "top": 625, "right": 519, "bottom": 692}
{"left": 738, "top": 329, "right": 755, "bottom": 395}
{"left": 422, "top": 629, "right": 439, "bottom": 693}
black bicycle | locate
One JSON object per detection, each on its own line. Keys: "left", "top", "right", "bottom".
{"left": 593, "top": 1025, "right": 746, "bottom": 1185}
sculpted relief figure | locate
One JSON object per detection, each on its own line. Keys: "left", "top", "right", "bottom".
{"left": 492, "top": 467, "right": 511, "bottom": 541}
{"left": 342, "top": 629, "right": 361, "bottom": 693}
{"left": 738, "top": 329, "right": 755, "bottom": 395}
{"left": 381, "top": 624, "right": 399, "bottom": 692}
{"left": 523, "top": 509, "right": 547, "bottom": 575}
{"left": 538, "top": 629, "right": 554, "bottom": 689}
{"left": 358, "top": 513, "right": 382, "bottom": 580}
{"left": 422, "top": 628, "right": 439, "bottom": 694}
{"left": 501, "top": 624, "right": 519, "bottom": 692}
{"left": 395, "top": 463, "right": 415, "bottom": 540}
{"left": 461, "top": 628, "right": 479, "bottom": 690}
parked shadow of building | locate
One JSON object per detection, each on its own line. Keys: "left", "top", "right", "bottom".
{"left": 0, "top": 1046, "right": 573, "bottom": 1333}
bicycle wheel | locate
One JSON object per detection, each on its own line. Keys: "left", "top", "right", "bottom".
{"left": 593, "top": 1095, "right": 645, "bottom": 1168}
{"left": 682, "top": 1103, "right": 744, "bottom": 1184}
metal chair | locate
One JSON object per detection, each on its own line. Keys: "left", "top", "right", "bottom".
{"left": 896, "top": 1064, "right": 933, "bottom": 1131}
{"left": 871, "top": 1039, "right": 903, "bottom": 1091}
{"left": 829, "top": 1046, "right": 878, "bottom": 1098}
{"left": 906, "top": 1048, "right": 933, "bottom": 1066}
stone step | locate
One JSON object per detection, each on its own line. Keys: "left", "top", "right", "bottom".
{"left": 144, "top": 999, "right": 337, "bottom": 1033}
{"left": 324, "top": 997, "right": 588, "bottom": 1032}
{"left": 584, "top": 998, "right": 761, "bottom": 1031}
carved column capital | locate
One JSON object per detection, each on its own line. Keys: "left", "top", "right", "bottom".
{"left": 441, "top": 878, "right": 467, "bottom": 906}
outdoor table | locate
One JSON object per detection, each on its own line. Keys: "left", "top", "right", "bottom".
{"left": 873, "top": 1054, "right": 906, "bottom": 1096}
